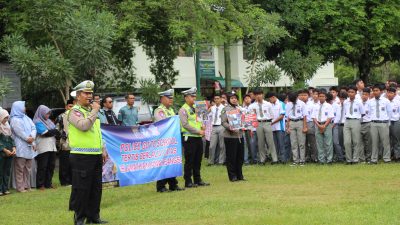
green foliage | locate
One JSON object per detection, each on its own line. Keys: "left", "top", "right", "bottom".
{"left": 275, "top": 50, "right": 323, "bottom": 86}
{"left": 138, "top": 78, "right": 162, "bottom": 105}
{"left": 245, "top": 64, "right": 281, "bottom": 88}
{"left": 256, "top": 0, "right": 400, "bottom": 83}
{"left": 0, "top": 77, "right": 12, "bottom": 101}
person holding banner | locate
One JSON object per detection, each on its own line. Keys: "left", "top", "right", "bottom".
{"left": 154, "top": 89, "right": 184, "bottom": 193}
{"left": 179, "top": 87, "right": 210, "bottom": 188}
{"left": 67, "top": 80, "right": 107, "bottom": 225}
{"left": 221, "top": 92, "right": 245, "bottom": 182}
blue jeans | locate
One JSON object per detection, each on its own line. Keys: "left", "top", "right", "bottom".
{"left": 244, "top": 130, "right": 258, "bottom": 163}
{"left": 273, "top": 130, "right": 287, "bottom": 162}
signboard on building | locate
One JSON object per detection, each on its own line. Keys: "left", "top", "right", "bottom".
{"left": 199, "top": 60, "right": 216, "bottom": 77}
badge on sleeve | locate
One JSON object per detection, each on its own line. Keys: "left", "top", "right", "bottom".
{"left": 74, "top": 110, "right": 82, "bottom": 117}
{"left": 354, "top": 109, "right": 358, "bottom": 112}
{"left": 381, "top": 107, "right": 385, "bottom": 111}
{"left": 158, "top": 111, "right": 165, "bottom": 118}
{"left": 325, "top": 112, "right": 328, "bottom": 116}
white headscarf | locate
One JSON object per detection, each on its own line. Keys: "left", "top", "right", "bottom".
{"left": 0, "top": 109, "right": 12, "bottom": 136}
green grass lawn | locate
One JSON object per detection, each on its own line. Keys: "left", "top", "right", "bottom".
{"left": 1, "top": 162, "right": 400, "bottom": 225}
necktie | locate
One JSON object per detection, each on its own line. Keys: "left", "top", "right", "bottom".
{"left": 292, "top": 103, "right": 296, "bottom": 118}
{"left": 259, "top": 103, "right": 264, "bottom": 118}
{"left": 350, "top": 101, "right": 354, "bottom": 115}
{"left": 213, "top": 107, "right": 219, "bottom": 124}
{"left": 376, "top": 99, "right": 380, "bottom": 118}
{"left": 318, "top": 104, "right": 323, "bottom": 122}
{"left": 340, "top": 104, "right": 344, "bottom": 122}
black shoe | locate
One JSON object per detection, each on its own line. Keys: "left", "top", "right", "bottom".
{"left": 271, "top": 161, "right": 278, "bottom": 165}
{"left": 384, "top": 161, "right": 391, "bottom": 164}
{"left": 238, "top": 177, "right": 247, "bottom": 181}
{"left": 346, "top": 162, "right": 352, "bottom": 165}
{"left": 170, "top": 186, "right": 185, "bottom": 191}
{"left": 86, "top": 218, "right": 108, "bottom": 224}
{"left": 157, "top": 187, "right": 169, "bottom": 193}
{"left": 74, "top": 214, "right": 85, "bottom": 225}
{"left": 196, "top": 181, "right": 210, "bottom": 186}
{"left": 368, "top": 161, "right": 378, "bottom": 165}
{"left": 230, "top": 178, "right": 238, "bottom": 182}
{"left": 185, "top": 183, "right": 197, "bottom": 188}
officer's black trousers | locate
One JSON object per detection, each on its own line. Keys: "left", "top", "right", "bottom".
{"left": 59, "top": 150, "right": 72, "bottom": 186}
{"left": 69, "top": 154, "right": 102, "bottom": 221}
{"left": 224, "top": 137, "right": 244, "bottom": 181}
{"left": 156, "top": 177, "right": 178, "bottom": 190}
{"left": 182, "top": 136, "right": 203, "bottom": 184}
{"left": 36, "top": 151, "right": 56, "bottom": 188}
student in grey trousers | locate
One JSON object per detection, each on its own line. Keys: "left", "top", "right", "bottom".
{"left": 359, "top": 88, "right": 372, "bottom": 162}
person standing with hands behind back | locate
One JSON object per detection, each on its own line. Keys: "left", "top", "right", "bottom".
{"left": 179, "top": 87, "right": 210, "bottom": 188}
{"left": 0, "top": 109, "right": 16, "bottom": 195}
{"left": 221, "top": 92, "right": 245, "bottom": 182}
{"left": 68, "top": 81, "right": 107, "bottom": 225}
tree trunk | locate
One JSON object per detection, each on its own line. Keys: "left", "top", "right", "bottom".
{"left": 358, "top": 59, "right": 371, "bottom": 84}
{"left": 224, "top": 42, "right": 232, "bottom": 92}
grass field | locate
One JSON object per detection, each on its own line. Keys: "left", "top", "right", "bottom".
{"left": 1, "top": 162, "right": 400, "bottom": 225}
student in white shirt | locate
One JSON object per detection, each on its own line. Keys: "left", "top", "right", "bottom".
{"left": 304, "top": 89, "right": 319, "bottom": 163}
{"left": 249, "top": 89, "right": 278, "bottom": 164}
{"left": 329, "top": 86, "right": 341, "bottom": 105}
{"left": 312, "top": 91, "right": 335, "bottom": 164}
{"left": 332, "top": 91, "right": 347, "bottom": 163}
{"left": 242, "top": 94, "right": 258, "bottom": 164}
{"left": 286, "top": 92, "right": 307, "bottom": 166}
{"left": 208, "top": 94, "right": 226, "bottom": 165}
{"left": 387, "top": 87, "right": 400, "bottom": 162}
{"left": 359, "top": 88, "right": 372, "bottom": 162}
{"left": 266, "top": 92, "right": 287, "bottom": 164}
{"left": 343, "top": 85, "right": 365, "bottom": 164}
{"left": 368, "top": 84, "right": 392, "bottom": 164}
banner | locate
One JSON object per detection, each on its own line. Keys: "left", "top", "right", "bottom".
{"left": 101, "top": 116, "right": 183, "bottom": 187}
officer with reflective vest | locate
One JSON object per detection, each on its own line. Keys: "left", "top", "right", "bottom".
{"left": 153, "top": 89, "right": 185, "bottom": 193}
{"left": 178, "top": 87, "right": 210, "bottom": 188}
{"left": 68, "top": 81, "right": 108, "bottom": 225}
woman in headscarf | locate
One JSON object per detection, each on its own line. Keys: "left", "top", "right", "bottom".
{"left": 221, "top": 92, "right": 245, "bottom": 182}
{"left": 33, "top": 105, "right": 60, "bottom": 190}
{"left": 0, "top": 109, "right": 16, "bottom": 195}
{"left": 10, "top": 101, "right": 37, "bottom": 193}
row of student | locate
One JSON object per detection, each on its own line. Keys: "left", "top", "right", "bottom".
{"left": 206, "top": 83, "right": 400, "bottom": 167}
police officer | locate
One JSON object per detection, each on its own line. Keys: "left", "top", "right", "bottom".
{"left": 178, "top": 87, "right": 210, "bottom": 188}
{"left": 68, "top": 81, "right": 107, "bottom": 225}
{"left": 154, "top": 89, "right": 184, "bottom": 192}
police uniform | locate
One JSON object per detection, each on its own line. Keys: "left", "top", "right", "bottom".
{"left": 154, "top": 90, "right": 183, "bottom": 192}
{"left": 67, "top": 81, "right": 107, "bottom": 225}
{"left": 178, "top": 87, "right": 210, "bottom": 188}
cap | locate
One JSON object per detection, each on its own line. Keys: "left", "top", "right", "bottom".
{"left": 182, "top": 87, "right": 197, "bottom": 96}
{"left": 158, "top": 89, "right": 174, "bottom": 98}
{"left": 70, "top": 91, "right": 77, "bottom": 98}
{"left": 73, "top": 80, "right": 94, "bottom": 93}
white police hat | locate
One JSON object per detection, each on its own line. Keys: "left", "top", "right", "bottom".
{"left": 70, "top": 91, "right": 77, "bottom": 98}
{"left": 182, "top": 87, "right": 197, "bottom": 96}
{"left": 158, "top": 89, "right": 174, "bottom": 98}
{"left": 73, "top": 80, "right": 94, "bottom": 93}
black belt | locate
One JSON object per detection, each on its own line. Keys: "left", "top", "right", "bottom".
{"left": 361, "top": 122, "right": 370, "bottom": 124}
{"left": 318, "top": 121, "right": 327, "bottom": 125}
{"left": 338, "top": 123, "right": 344, "bottom": 126}
{"left": 372, "top": 120, "right": 389, "bottom": 123}
{"left": 346, "top": 118, "right": 360, "bottom": 120}
{"left": 290, "top": 118, "right": 303, "bottom": 122}
{"left": 213, "top": 125, "right": 221, "bottom": 127}
{"left": 258, "top": 119, "right": 272, "bottom": 122}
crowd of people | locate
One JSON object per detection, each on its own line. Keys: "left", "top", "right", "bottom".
{"left": 204, "top": 79, "right": 400, "bottom": 171}
{"left": 0, "top": 78, "right": 399, "bottom": 224}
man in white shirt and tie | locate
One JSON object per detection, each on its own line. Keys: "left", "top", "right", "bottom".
{"left": 312, "top": 91, "right": 335, "bottom": 164}
{"left": 249, "top": 89, "right": 278, "bottom": 164}
{"left": 359, "top": 88, "right": 372, "bottom": 163}
{"left": 368, "top": 84, "right": 392, "bottom": 164}
{"left": 332, "top": 91, "right": 347, "bottom": 163}
{"left": 343, "top": 85, "right": 365, "bottom": 164}
{"left": 387, "top": 87, "right": 400, "bottom": 162}
{"left": 208, "top": 94, "right": 226, "bottom": 165}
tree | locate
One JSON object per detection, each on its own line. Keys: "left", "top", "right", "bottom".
{"left": 255, "top": 0, "right": 400, "bottom": 83}
{"left": 0, "top": 77, "right": 12, "bottom": 101}
{"left": 0, "top": 0, "right": 117, "bottom": 105}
